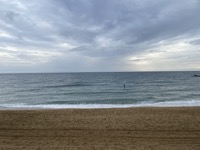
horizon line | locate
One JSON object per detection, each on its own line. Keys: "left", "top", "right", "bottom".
{"left": 0, "top": 70, "right": 200, "bottom": 74}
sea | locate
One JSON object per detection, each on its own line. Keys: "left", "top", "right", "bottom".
{"left": 0, "top": 71, "right": 200, "bottom": 109}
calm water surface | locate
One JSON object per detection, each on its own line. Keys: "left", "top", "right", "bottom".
{"left": 0, "top": 72, "right": 200, "bottom": 109}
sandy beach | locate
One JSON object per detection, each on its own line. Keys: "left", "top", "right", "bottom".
{"left": 0, "top": 107, "right": 199, "bottom": 149}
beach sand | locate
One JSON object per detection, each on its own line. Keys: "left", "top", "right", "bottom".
{"left": 0, "top": 107, "right": 200, "bottom": 149}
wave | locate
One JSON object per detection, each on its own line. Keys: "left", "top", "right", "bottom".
{"left": 15, "top": 88, "right": 41, "bottom": 93}
{"left": 1, "top": 100, "right": 200, "bottom": 110}
{"left": 42, "top": 98, "right": 136, "bottom": 105}
{"left": 43, "top": 83, "right": 91, "bottom": 88}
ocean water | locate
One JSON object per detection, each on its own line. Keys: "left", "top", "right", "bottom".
{"left": 0, "top": 72, "right": 200, "bottom": 109}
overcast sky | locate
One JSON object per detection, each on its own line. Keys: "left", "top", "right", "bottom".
{"left": 0, "top": 0, "right": 200, "bottom": 73}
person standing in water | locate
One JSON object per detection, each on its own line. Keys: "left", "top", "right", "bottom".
{"left": 123, "top": 84, "right": 126, "bottom": 89}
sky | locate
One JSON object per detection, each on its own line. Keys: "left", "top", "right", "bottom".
{"left": 0, "top": 0, "right": 200, "bottom": 73}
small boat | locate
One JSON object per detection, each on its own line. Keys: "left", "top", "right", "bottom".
{"left": 193, "top": 74, "right": 200, "bottom": 77}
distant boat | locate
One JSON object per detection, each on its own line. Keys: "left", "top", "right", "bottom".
{"left": 193, "top": 74, "right": 200, "bottom": 77}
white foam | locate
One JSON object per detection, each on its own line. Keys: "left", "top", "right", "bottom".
{"left": 150, "top": 100, "right": 200, "bottom": 107}
{"left": 0, "top": 100, "right": 200, "bottom": 110}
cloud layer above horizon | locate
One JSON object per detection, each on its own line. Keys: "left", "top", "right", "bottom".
{"left": 0, "top": 0, "right": 200, "bottom": 72}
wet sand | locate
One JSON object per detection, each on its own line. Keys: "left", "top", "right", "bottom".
{"left": 0, "top": 107, "right": 200, "bottom": 149}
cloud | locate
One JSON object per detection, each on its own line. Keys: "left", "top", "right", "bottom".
{"left": 0, "top": 0, "right": 200, "bottom": 72}
{"left": 189, "top": 39, "right": 200, "bottom": 45}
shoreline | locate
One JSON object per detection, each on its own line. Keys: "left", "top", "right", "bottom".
{"left": 1, "top": 100, "right": 200, "bottom": 110}
{"left": 0, "top": 105, "right": 200, "bottom": 111}
{"left": 0, "top": 107, "right": 200, "bottom": 149}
